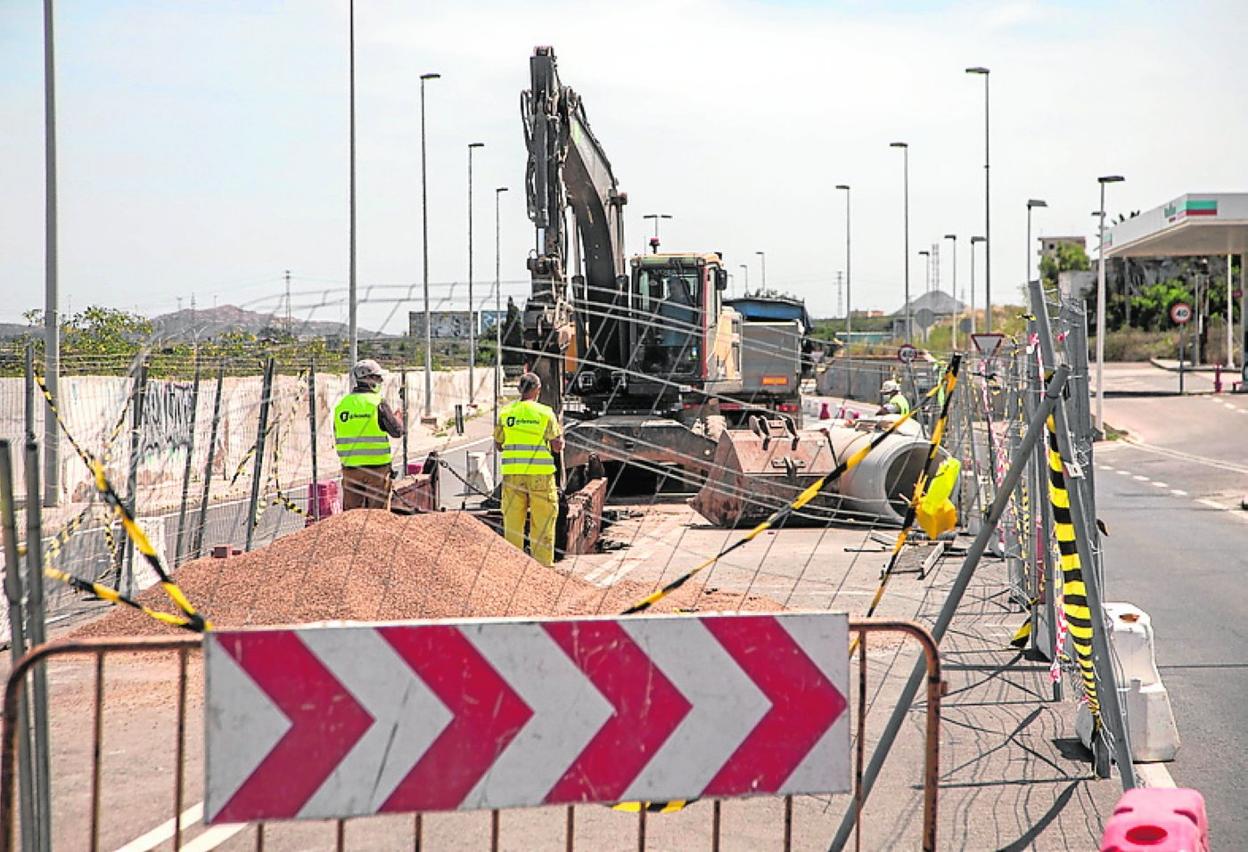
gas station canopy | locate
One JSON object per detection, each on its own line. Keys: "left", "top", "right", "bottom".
{"left": 1105, "top": 192, "right": 1248, "bottom": 258}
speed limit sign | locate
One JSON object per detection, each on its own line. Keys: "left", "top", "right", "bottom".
{"left": 1170, "top": 302, "right": 1192, "bottom": 325}
{"left": 898, "top": 343, "right": 919, "bottom": 363}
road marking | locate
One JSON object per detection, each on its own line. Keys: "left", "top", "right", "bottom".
{"left": 1115, "top": 470, "right": 1130, "bottom": 476}
{"left": 1135, "top": 762, "right": 1177, "bottom": 789}
{"left": 1099, "top": 466, "right": 1116, "bottom": 473}
{"left": 1150, "top": 481, "right": 1168, "bottom": 489}
{"left": 1132, "top": 474, "right": 1149, "bottom": 482}
{"left": 113, "top": 803, "right": 203, "bottom": 852}
{"left": 1224, "top": 402, "right": 1238, "bottom": 409}
{"left": 1170, "top": 489, "right": 1188, "bottom": 496}
{"left": 1122, "top": 437, "right": 1248, "bottom": 475}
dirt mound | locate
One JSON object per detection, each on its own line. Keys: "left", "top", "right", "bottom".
{"left": 75, "top": 510, "right": 778, "bottom": 638}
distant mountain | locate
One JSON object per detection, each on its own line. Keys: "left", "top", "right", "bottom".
{"left": 151, "top": 305, "right": 384, "bottom": 340}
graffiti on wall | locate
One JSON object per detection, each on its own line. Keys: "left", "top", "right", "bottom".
{"left": 141, "top": 381, "right": 197, "bottom": 458}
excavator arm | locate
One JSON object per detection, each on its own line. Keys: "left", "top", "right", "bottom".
{"left": 521, "top": 46, "right": 629, "bottom": 411}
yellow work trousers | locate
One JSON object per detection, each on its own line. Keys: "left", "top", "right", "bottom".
{"left": 501, "top": 473, "right": 558, "bottom": 567}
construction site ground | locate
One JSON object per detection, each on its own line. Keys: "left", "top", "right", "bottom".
{"left": 20, "top": 493, "right": 1126, "bottom": 850}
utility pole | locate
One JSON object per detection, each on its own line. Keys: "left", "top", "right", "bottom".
{"left": 966, "top": 66, "right": 991, "bottom": 331}
{"left": 755, "top": 251, "right": 767, "bottom": 291}
{"left": 284, "top": 269, "right": 292, "bottom": 329}
{"left": 836, "top": 184, "right": 852, "bottom": 338}
{"left": 1096, "top": 175, "right": 1124, "bottom": 434}
{"left": 43, "top": 0, "right": 61, "bottom": 507}
{"left": 739, "top": 264, "right": 749, "bottom": 296}
{"left": 836, "top": 271, "right": 844, "bottom": 321}
{"left": 944, "top": 234, "right": 958, "bottom": 349}
{"left": 348, "top": 0, "right": 358, "bottom": 364}
{"left": 890, "top": 141, "right": 911, "bottom": 342}
{"left": 493, "top": 186, "right": 508, "bottom": 476}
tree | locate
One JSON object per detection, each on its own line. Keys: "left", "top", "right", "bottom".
{"left": 1039, "top": 242, "right": 1091, "bottom": 291}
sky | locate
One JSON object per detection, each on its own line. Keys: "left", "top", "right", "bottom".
{"left": 2, "top": 0, "right": 1246, "bottom": 334}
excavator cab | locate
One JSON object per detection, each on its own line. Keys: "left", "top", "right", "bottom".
{"left": 627, "top": 253, "right": 734, "bottom": 406}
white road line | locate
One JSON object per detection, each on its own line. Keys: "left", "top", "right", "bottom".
{"left": 1099, "top": 466, "right": 1117, "bottom": 473}
{"left": 1170, "top": 489, "right": 1188, "bottom": 496}
{"left": 1115, "top": 470, "right": 1130, "bottom": 476}
{"left": 1132, "top": 474, "right": 1149, "bottom": 481}
{"left": 1197, "top": 498, "right": 1228, "bottom": 511}
{"left": 1224, "top": 402, "right": 1238, "bottom": 409}
{"left": 1135, "top": 762, "right": 1177, "bottom": 789}
{"left": 1122, "top": 437, "right": 1248, "bottom": 475}
{"left": 1150, "top": 481, "right": 1169, "bottom": 488}
{"left": 179, "top": 823, "right": 248, "bottom": 852}
{"left": 113, "top": 803, "right": 203, "bottom": 852}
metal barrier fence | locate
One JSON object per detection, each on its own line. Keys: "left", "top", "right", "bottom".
{"left": 0, "top": 619, "right": 940, "bottom": 852}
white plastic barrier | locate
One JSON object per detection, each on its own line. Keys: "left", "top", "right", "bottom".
{"left": 1075, "top": 602, "right": 1180, "bottom": 762}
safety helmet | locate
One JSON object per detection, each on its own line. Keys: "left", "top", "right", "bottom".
{"left": 881, "top": 379, "right": 901, "bottom": 395}
{"left": 352, "top": 359, "right": 383, "bottom": 384}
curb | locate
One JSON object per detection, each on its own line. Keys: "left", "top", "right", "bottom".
{"left": 1148, "top": 357, "right": 1220, "bottom": 374}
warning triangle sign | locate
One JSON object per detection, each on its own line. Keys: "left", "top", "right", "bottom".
{"left": 970, "top": 333, "right": 1005, "bottom": 359}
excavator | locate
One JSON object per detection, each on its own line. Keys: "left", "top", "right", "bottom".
{"left": 518, "top": 46, "right": 941, "bottom": 531}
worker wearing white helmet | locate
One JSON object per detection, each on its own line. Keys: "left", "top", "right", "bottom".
{"left": 334, "top": 359, "right": 405, "bottom": 510}
{"left": 877, "top": 379, "right": 911, "bottom": 416}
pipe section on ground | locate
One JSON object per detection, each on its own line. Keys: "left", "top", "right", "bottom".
{"left": 690, "top": 417, "right": 949, "bottom": 527}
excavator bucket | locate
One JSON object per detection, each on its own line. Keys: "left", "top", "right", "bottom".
{"left": 690, "top": 416, "right": 950, "bottom": 528}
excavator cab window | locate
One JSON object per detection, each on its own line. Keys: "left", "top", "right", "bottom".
{"left": 634, "top": 266, "right": 703, "bottom": 378}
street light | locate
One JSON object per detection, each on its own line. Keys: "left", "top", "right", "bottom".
{"left": 493, "top": 186, "right": 509, "bottom": 474}
{"left": 1026, "top": 199, "right": 1047, "bottom": 292}
{"left": 836, "top": 184, "right": 852, "bottom": 338}
{"left": 43, "top": 0, "right": 62, "bottom": 506}
{"left": 890, "top": 141, "right": 912, "bottom": 342}
{"left": 1096, "top": 175, "right": 1125, "bottom": 434}
{"left": 739, "top": 263, "right": 749, "bottom": 295}
{"left": 970, "top": 235, "right": 986, "bottom": 335}
{"left": 643, "top": 213, "right": 672, "bottom": 253}
{"left": 419, "top": 72, "right": 440, "bottom": 421}
{"left": 467, "top": 142, "right": 485, "bottom": 404}
{"left": 755, "top": 251, "right": 767, "bottom": 291}
{"left": 347, "top": 0, "right": 357, "bottom": 365}
{"left": 944, "top": 234, "right": 958, "bottom": 349}
{"left": 965, "top": 66, "right": 991, "bottom": 331}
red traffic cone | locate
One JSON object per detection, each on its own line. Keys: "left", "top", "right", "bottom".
{"left": 819, "top": 401, "right": 831, "bottom": 420}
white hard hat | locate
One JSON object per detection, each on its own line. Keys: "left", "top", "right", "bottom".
{"left": 352, "top": 359, "right": 383, "bottom": 383}
{"left": 881, "top": 379, "right": 901, "bottom": 395}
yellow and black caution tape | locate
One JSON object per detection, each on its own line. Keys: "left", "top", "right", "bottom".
{"left": 621, "top": 378, "right": 946, "bottom": 616}
{"left": 612, "top": 800, "right": 691, "bottom": 814}
{"left": 34, "top": 374, "right": 212, "bottom": 633}
{"left": 849, "top": 356, "right": 961, "bottom": 654}
{"left": 42, "top": 565, "right": 199, "bottom": 632}
{"left": 1045, "top": 415, "right": 1099, "bottom": 723}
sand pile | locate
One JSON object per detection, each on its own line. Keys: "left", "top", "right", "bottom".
{"left": 76, "top": 509, "right": 777, "bottom": 638}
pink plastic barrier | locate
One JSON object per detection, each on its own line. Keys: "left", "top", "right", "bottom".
{"left": 305, "top": 481, "right": 341, "bottom": 525}
{"left": 1101, "top": 788, "right": 1208, "bottom": 852}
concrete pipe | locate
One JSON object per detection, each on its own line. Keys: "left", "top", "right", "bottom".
{"left": 689, "top": 417, "right": 950, "bottom": 527}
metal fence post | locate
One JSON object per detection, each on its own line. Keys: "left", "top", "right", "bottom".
{"left": 1029, "top": 279, "right": 1136, "bottom": 787}
{"left": 400, "top": 369, "right": 409, "bottom": 473}
{"left": 23, "top": 346, "right": 36, "bottom": 445}
{"left": 22, "top": 442, "right": 51, "bottom": 851}
{"left": 245, "top": 358, "right": 276, "bottom": 552}
{"left": 308, "top": 359, "right": 320, "bottom": 521}
{"left": 192, "top": 363, "right": 225, "bottom": 561}
{"left": 174, "top": 356, "right": 202, "bottom": 566}
{"left": 828, "top": 365, "right": 1071, "bottom": 852}
{"left": 120, "top": 363, "right": 149, "bottom": 597}
{"left": 0, "top": 443, "right": 36, "bottom": 852}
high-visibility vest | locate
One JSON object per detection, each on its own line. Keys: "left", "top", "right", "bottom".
{"left": 499, "top": 399, "right": 557, "bottom": 476}
{"left": 334, "top": 391, "right": 392, "bottom": 467}
{"left": 889, "top": 393, "right": 911, "bottom": 415}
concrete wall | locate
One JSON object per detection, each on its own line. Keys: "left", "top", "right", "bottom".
{"left": 0, "top": 365, "right": 496, "bottom": 509}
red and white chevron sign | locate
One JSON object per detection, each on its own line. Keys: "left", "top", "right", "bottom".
{"left": 204, "top": 613, "right": 849, "bottom": 823}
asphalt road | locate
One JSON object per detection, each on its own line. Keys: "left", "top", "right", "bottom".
{"left": 1099, "top": 391, "right": 1248, "bottom": 846}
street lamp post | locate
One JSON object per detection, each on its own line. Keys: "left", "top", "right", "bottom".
{"left": 1026, "top": 199, "right": 1047, "bottom": 292}
{"left": 970, "top": 236, "right": 986, "bottom": 334}
{"left": 43, "top": 0, "right": 61, "bottom": 507}
{"left": 944, "top": 234, "right": 958, "bottom": 349}
{"left": 494, "top": 186, "right": 508, "bottom": 473}
{"left": 643, "top": 213, "right": 672, "bottom": 253}
{"left": 1096, "top": 175, "right": 1125, "bottom": 433}
{"left": 467, "top": 141, "right": 485, "bottom": 404}
{"left": 739, "top": 264, "right": 749, "bottom": 295}
{"left": 755, "top": 251, "right": 767, "bottom": 291}
{"left": 419, "top": 72, "right": 440, "bottom": 421}
{"left": 348, "top": 0, "right": 357, "bottom": 365}
{"left": 890, "top": 142, "right": 911, "bottom": 342}
{"left": 965, "top": 67, "right": 991, "bottom": 331}
{"left": 836, "top": 184, "right": 851, "bottom": 338}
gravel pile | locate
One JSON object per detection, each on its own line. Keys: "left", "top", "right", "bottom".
{"left": 77, "top": 509, "right": 777, "bottom": 638}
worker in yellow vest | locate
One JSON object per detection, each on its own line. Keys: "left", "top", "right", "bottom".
{"left": 334, "top": 359, "right": 405, "bottom": 510}
{"left": 877, "top": 379, "right": 911, "bottom": 416}
{"left": 495, "top": 372, "right": 564, "bottom": 566}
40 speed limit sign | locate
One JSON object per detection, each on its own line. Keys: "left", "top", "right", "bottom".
{"left": 1170, "top": 302, "right": 1192, "bottom": 325}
